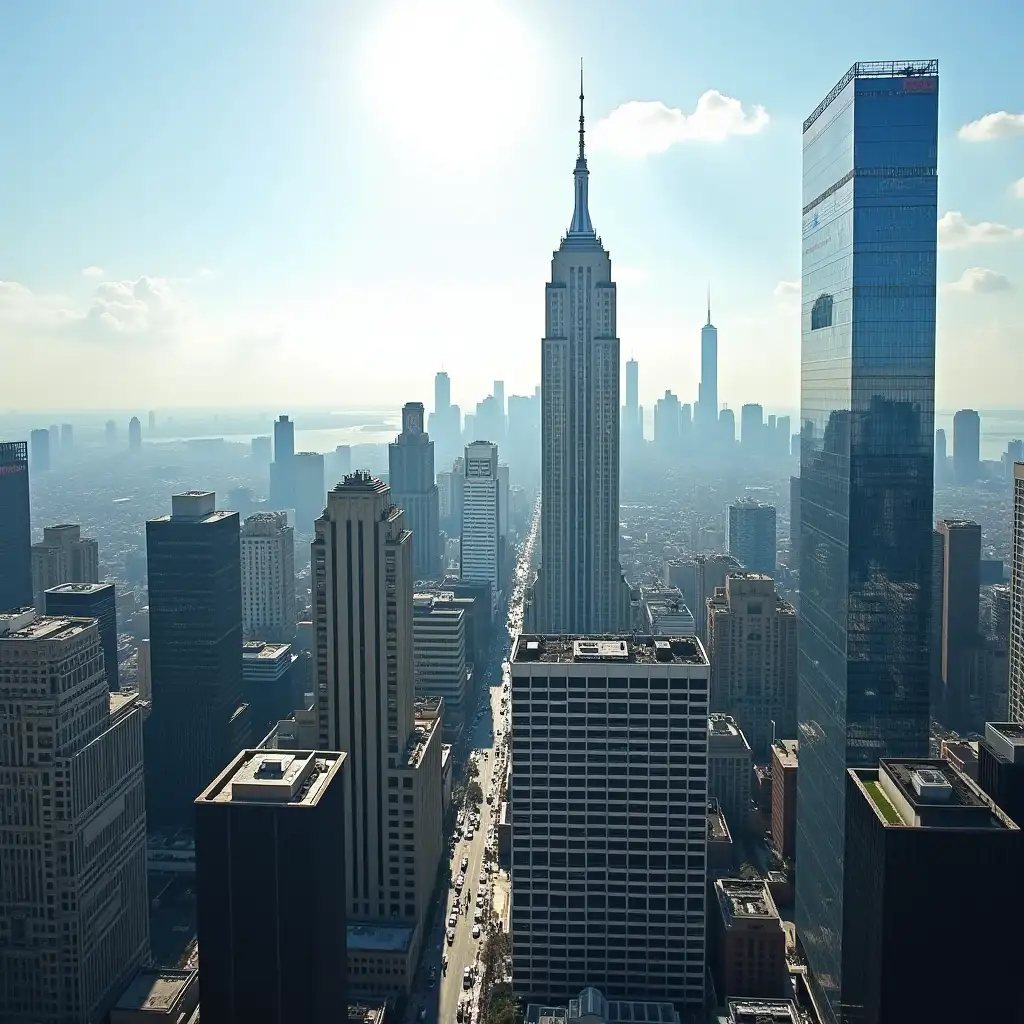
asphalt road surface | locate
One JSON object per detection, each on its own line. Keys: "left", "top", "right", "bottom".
{"left": 408, "top": 508, "right": 538, "bottom": 1024}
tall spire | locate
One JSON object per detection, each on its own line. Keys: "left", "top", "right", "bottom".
{"left": 707, "top": 284, "right": 712, "bottom": 326}
{"left": 578, "top": 60, "right": 586, "bottom": 161}
{"left": 568, "top": 60, "right": 594, "bottom": 237}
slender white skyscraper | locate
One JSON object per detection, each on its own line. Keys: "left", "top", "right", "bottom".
{"left": 698, "top": 291, "right": 718, "bottom": 440}
{"left": 534, "top": 71, "right": 628, "bottom": 634}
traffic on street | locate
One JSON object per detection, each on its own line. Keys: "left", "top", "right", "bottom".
{"left": 406, "top": 505, "right": 538, "bottom": 1024}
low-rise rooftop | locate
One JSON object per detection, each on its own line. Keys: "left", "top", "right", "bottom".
{"left": 709, "top": 714, "right": 751, "bottom": 749}
{"left": 525, "top": 987, "right": 680, "bottom": 1024}
{"left": 197, "top": 749, "right": 345, "bottom": 807}
{"left": 0, "top": 611, "right": 94, "bottom": 642}
{"left": 723, "top": 999, "right": 803, "bottom": 1024}
{"left": 985, "top": 722, "right": 1024, "bottom": 764}
{"left": 513, "top": 634, "right": 707, "bottom": 666}
{"left": 347, "top": 923, "right": 414, "bottom": 953}
{"left": 771, "top": 739, "right": 799, "bottom": 768}
{"left": 708, "top": 801, "right": 731, "bottom": 842}
{"left": 45, "top": 582, "right": 112, "bottom": 596}
{"left": 716, "top": 878, "right": 780, "bottom": 923}
{"left": 348, "top": 1002, "right": 388, "bottom": 1024}
{"left": 113, "top": 968, "right": 198, "bottom": 1015}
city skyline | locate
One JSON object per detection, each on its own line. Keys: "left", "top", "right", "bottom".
{"left": 3, "top": 1, "right": 1024, "bottom": 413}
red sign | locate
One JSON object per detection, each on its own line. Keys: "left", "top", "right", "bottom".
{"left": 903, "top": 77, "right": 936, "bottom": 93}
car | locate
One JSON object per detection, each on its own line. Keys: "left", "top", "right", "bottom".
{"left": 486, "top": 793, "right": 493, "bottom": 804}
{"left": 463, "top": 967, "right": 473, "bottom": 989}
{"left": 457, "top": 1006, "right": 465, "bottom": 1022}
{"left": 472, "top": 923, "right": 482, "bottom": 938}
{"left": 466, "top": 830, "right": 475, "bottom": 841}
{"left": 461, "top": 856, "right": 469, "bottom": 872}
{"left": 475, "top": 909, "right": 484, "bottom": 923}
{"left": 447, "top": 929, "right": 455, "bottom": 945}
{"left": 448, "top": 914, "right": 457, "bottom": 929}
{"left": 479, "top": 875, "right": 487, "bottom": 887}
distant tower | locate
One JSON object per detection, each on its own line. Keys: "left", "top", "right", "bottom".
{"left": 145, "top": 492, "right": 249, "bottom": 828}
{"left": 389, "top": 402, "right": 441, "bottom": 579}
{"left": 953, "top": 409, "right": 981, "bottom": 484}
{"left": 728, "top": 499, "right": 777, "bottom": 577}
{"left": 128, "top": 415, "right": 142, "bottom": 453}
{"left": 270, "top": 414, "right": 296, "bottom": 511}
{"left": 60, "top": 423, "right": 73, "bottom": 452}
{"left": 0, "top": 441, "right": 32, "bottom": 612}
{"left": 29, "top": 428, "right": 50, "bottom": 472}
{"left": 45, "top": 582, "right": 119, "bottom": 690}
{"left": 293, "top": 451, "right": 326, "bottom": 532}
{"left": 699, "top": 289, "right": 719, "bottom": 440}
{"left": 624, "top": 358, "right": 641, "bottom": 445}
{"left": 241, "top": 511, "right": 296, "bottom": 641}
{"left": 104, "top": 419, "right": 117, "bottom": 448}
{"left": 31, "top": 523, "right": 100, "bottom": 610}
{"left": 535, "top": 69, "right": 627, "bottom": 634}
{"left": 461, "top": 441, "right": 500, "bottom": 591}
{"left": 148, "top": 410, "right": 156, "bottom": 431}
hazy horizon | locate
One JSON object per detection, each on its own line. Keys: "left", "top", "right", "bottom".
{"left": 4, "top": 0, "right": 1024, "bottom": 413}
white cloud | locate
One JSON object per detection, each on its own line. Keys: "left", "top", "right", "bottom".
{"left": 943, "top": 267, "right": 1012, "bottom": 295}
{"left": 937, "top": 211, "right": 1024, "bottom": 250}
{"left": 590, "top": 91, "right": 769, "bottom": 158}
{"left": 615, "top": 266, "right": 649, "bottom": 285}
{"left": 81, "top": 266, "right": 105, "bottom": 279}
{"left": 773, "top": 280, "right": 799, "bottom": 300}
{"left": 82, "top": 276, "right": 181, "bottom": 338}
{"left": 958, "top": 111, "right": 1024, "bottom": 142}
{"left": 1013, "top": 178, "right": 1024, "bottom": 199}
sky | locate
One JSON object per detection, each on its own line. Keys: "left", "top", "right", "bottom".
{"left": 2, "top": 0, "right": 1024, "bottom": 416}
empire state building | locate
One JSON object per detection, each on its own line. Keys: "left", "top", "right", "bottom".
{"left": 532, "top": 74, "right": 629, "bottom": 634}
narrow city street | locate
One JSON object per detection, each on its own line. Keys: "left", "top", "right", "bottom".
{"left": 409, "top": 506, "right": 538, "bottom": 1024}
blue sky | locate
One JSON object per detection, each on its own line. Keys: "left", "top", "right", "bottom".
{"left": 2, "top": 0, "right": 1024, "bottom": 414}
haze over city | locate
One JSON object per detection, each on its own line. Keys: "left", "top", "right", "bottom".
{"left": 3, "top": 0, "right": 1024, "bottom": 413}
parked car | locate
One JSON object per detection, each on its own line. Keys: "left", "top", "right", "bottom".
{"left": 472, "top": 923, "right": 482, "bottom": 939}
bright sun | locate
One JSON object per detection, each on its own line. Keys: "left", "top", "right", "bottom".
{"left": 359, "top": 0, "right": 540, "bottom": 173}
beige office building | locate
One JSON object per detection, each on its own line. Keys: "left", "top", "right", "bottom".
{"left": 413, "top": 591, "right": 468, "bottom": 738}
{"left": 30, "top": 523, "right": 99, "bottom": 610}
{"left": 0, "top": 610, "right": 149, "bottom": 1023}
{"left": 312, "top": 473, "right": 443, "bottom": 994}
{"left": 241, "top": 511, "right": 296, "bottom": 641}
{"left": 706, "top": 573, "right": 797, "bottom": 758}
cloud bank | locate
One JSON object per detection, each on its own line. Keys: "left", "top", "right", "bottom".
{"left": 590, "top": 90, "right": 769, "bottom": 158}
{"left": 958, "top": 111, "right": 1024, "bottom": 142}
{"left": 938, "top": 211, "right": 1024, "bottom": 249}
{"left": 944, "top": 268, "right": 1012, "bottom": 295}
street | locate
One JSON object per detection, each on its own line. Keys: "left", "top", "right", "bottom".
{"left": 408, "top": 506, "right": 538, "bottom": 1024}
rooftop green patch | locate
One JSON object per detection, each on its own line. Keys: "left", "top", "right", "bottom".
{"left": 865, "top": 780, "right": 904, "bottom": 825}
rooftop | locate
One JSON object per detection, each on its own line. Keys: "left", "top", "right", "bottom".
{"left": 242, "top": 640, "right": 292, "bottom": 660}
{"left": 708, "top": 801, "right": 731, "bottom": 842}
{"left": 347, "top": 922, "right": 414, "bottom": 953}
{"left": 348, "top": 1003, "right": 388, "bottom": 1024}
{"left": 513, "top": 634, "right": 707, "bottom": 666}
{"left": 724, "top": 999, "right": 803, "bottom": 1024}
{"left": 772, "top": 738, "right": 799, "bottom": 768}
{"left": 525, "top": 987, "right": 680, "bottom": 1024}
{"left": 985, "top": 723, "right": 1024, "bottom": 765}
{"left": 110, "top": 688, "right": 139, "bottom": 721}
{"left": 708, "top": 714, "right": 751, "bottom": 749}
{"left": 114, "top": 968, "right": 197, "bottom": 1013}
{"left": 403, "top": 713, "right": 440, "bottom": 768}
{"left": 854, "top": 758, "right": 1016, "bottom": 830}
{"left": 45, "top": 582, "right": 112, "bottom": 596}
{"left": 716, "top": 878, "right": 780, "bottom": 922}
{"left": 0, "top": 611, "right": 94, "bottom": 643}
{"left": 332, "top": 470, "right": 388, "bottom": 493}
{"left": 198, "top": 749, "right": 345, "bottom": 807}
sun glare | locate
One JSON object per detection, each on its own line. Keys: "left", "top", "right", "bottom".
{"left": 359, "top": 0, "right": 540, "bottom": 173}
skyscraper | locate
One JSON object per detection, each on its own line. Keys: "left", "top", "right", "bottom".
{"left": 128, "top": 415, "right": 142, "bottom": 453}
{"left": 104, "top": 419, "right": 117, "bottom": 447}
{"left": 270, "top": 414, "right": 295, "bottom": 511}
{"left": 728, "top": 499, "right": 777, "bottom": 577}
{"left": 461, "top": 440, "right": 500, "bottom": 592}
{"left": 293, "top": 451, "right": 326, "bottom": 532}
{"left": 0, "top": 441, "right": 32, "bottom": 612}
{"left": 706, "top": 574, "right": 798, "bottom": 758}
{"left": 389, "top": 401, "right": 441, "bottom": 579}
{"left": 510, "top": 634, "right": 710, "bottom": 1008}
{"left": 795, "top": 60, "right": 938, "bottom": 1023}
{"left": 146, "top": 492, "right": 249, "bottom": 828}
{"left": 934, "top": 427, "right": 947, "bottom": 483}
{"left": 623, "top": 357, "right": 641, "bottom": 446}
{"left": 29, "top": 427, "right": 50, "bottom": 471}
{"left": 1009, "top": 463, "right": 1024, "bottom": 723}
{"left": 45, "top": 582, "right": 119, "bottom": 690}
{"left": 698, "top": 295, "right": 718, "bottom": 440}
{"left": 435, "top": 370, "right": 451, "bottom": 412}
{"left": 739, "top": 404, "right": 764, "bottom": 455}
{"left": 413, "top": 591, "right": 469, "bottom": 736}
{"left": 0, "top": 609, "right": 149, "bottom": 1023}
{"left": 60, "top": 422, "right": 73, "bottom": 452}
{"left": 534, "top": 74, "right": 627, "bottom": 635}
{"left": 31, "top": 523, "right": 100, "bottom": 610}
{"left": 195, "top": 749, "right": 349, "bottom": 1024}
{"left": 312, "top": 473, "right": 442, "bottom": 983}
{"left": 935, "top": 519, "right": 982, "bottom": 730}
{"left": 241, "top": 511, "right": 297, "bottom": 641}
{"left": 953, "top": 408, "right": 981, "bottom": 484}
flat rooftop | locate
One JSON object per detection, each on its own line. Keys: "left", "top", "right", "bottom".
{"left": 985, "top": 723, "right": 1024, "bottom": 765}
{"left": 348, "top": 1003, "right": 388, "bottom": 1024}
{"left": 242, "top": 641, "right": 292, "bottom": 659}
{"left": 45, "top": 582, "right": 112, "bottom": 596}
{"left": 0, "top": 612, "right": 94, "bottom": 643}
{"left": 110, "top": 689, "right": 139, "bottom": 720}
{"left": 772, "top": 739, "right": 799, "bottom": 767}
{"left": 709, "top": 714, "right": 748, "bottom": 745}
{"left": 114, "top": 968, "right": 197, "bottom": 1012}
{"left": 716, "top": 878, "right": 779, "bottom": 921}
{"left": 513, "top": 634, "right": 707, "bottom": 666}
{"left": 404, "top": 714, "right": 440, "bottom": 768}
{"left": 347, "top": 923, "right": 414, "bottom": 953}
{"left": 198, "top": 749, "right": 345, "bottom": 807}
{"left": 708, "top": 803, "right": 731, "bottom": 842}
{"left": 725, "top": 1000, "right": 801, "bottom": 1024}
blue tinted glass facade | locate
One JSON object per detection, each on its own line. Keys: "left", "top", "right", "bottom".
{"left": 795, "top": 61, "right": 938, "bottom": 1024}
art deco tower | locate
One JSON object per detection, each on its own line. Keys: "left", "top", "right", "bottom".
{"left": 698, "top": 291, "right": 719, "bottom": 440}
{"left": 534, "top": 73, "right": 628, "bottom": 634}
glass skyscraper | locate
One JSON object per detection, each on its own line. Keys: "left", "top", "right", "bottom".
{"left": 795, "top": 60, "right": 938, "bottom": 1024}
